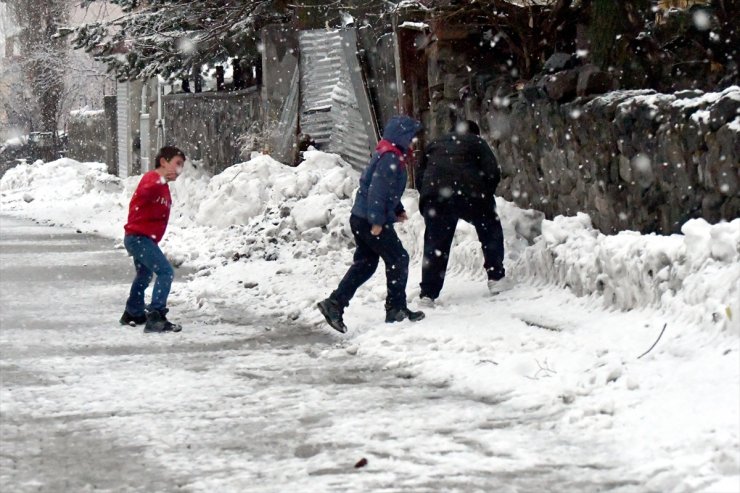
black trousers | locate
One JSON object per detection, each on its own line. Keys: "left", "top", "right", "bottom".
{"left": 419, "top": 198, "right": 505, "bottom": 299}
{"left": 331, "top": 215, "right": 410, "bottom": 310}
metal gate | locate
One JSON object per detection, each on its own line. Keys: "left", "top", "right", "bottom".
{"left": 116, "top": 81, "right": 130, "bottom": 178}
{"left": 298, "top": 29, "right": 378, "bottom": 170}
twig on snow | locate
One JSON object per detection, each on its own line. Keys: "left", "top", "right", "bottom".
{"left": 638, "top": 323, "right": 667, "bottom": 359}
{"left": 477, "top": 359, "right": 499, "bottom": 366}
{"left": 525, "top": 358, "right": 557, "bottom": 380}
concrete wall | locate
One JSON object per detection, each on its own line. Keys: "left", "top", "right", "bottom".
{"left": 66, "top": 110, "right": 107, "bottom": 164}
{"left": 114, "top": 79, "right": 144, "bottom": 178}
{"left": 162, "top": 87, "right": 261, "bottom": 174}
{"left": 64, "top": 97, "right": 118, "bottom": 176}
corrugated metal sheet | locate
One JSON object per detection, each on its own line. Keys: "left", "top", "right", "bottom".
{"left": 116, "top": 81, "right": 130, "bottom": 178}
{"left": 299, "top": 29, "right": 378, "bottom": 170}
{"left": 299, "top": 30, "right": 339, "bottom": 152}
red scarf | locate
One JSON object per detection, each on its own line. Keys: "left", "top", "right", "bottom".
{"left": 374, "top": 139, "right": 408, "bottom": 169}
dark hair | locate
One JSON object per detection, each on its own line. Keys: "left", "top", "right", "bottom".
{"left": 451, "top": 120, "right": 481, "bottom": 136}
{"left": 154, "top": 146, "right": 186, "bottom": 168}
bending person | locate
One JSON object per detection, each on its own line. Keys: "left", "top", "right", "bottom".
{"left": 416, "top": 120, "right": 510, "bottom": 305}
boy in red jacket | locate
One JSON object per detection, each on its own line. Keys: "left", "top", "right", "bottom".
{"left": 119, "top": 146, "right": 185, "bottom": 333}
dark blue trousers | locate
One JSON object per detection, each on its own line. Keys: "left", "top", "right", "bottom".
{"left": 419, "top": 198, "right": 505, "bottom": 299}
{"left": 331, "top": 215, "right": 409, "bottom": 310}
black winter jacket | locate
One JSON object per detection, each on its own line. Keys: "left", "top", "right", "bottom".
{"left": 416, "top": 132, "right": 500, "bottom": 210}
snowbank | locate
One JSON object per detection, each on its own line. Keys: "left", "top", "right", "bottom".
{"left": 1, "top": 154, "right": 737, "bottom": 334}
{"left": 516, "top": 213, "right": 740, "bottom": 333}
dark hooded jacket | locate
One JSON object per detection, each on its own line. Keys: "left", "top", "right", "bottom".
{"left": 351, "top": 115, "right": 422, "bottom": 225}
{"left": 416, "top": 132, "right": 500, "bottom": 211}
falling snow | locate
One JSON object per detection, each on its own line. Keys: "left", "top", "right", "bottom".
{"left": 0, "top": 153, "right": 738, "bottom": 491}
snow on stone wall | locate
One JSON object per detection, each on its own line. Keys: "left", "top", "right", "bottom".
{"left": 488, "top": 86, "right": 739, "bottom": 235}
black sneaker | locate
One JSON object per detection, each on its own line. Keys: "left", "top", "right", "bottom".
{"left": 385, "top": 307, "right": 425, "bottom": 323}
{"left": 120, "top": 311, "right": 147, "bottom": 327}
{"left": 144, "top": 310, "right": 182, "bottom": 333}
{"left": 317, "top": 298, "right": 347, "bottom": 334}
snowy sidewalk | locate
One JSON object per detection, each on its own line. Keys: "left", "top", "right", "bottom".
{"left": 1, "top": 154, "right": 738, "bottom": 492}
{"left": 0, "top": 218, "right": 636, "bottom": 492}
{"left": 2, "top": 218, "right": 737, "bottom": 492}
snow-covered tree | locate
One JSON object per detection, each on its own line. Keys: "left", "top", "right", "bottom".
{"left": 72, "top": 0, "right": 292, "bottom": 81}
{"left": 2, "top": 0, "right": 68, "bottom": 153}
{"left": 0, "top": 0, "right": 117, "bottom": 155}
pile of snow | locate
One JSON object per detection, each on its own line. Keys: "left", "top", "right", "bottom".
{"left": 1, "top": 154, "right": 737, "bottom": 334}
{"left": 192, "top": 152, "right": 355, "bottom": 230}
{"left": 2, "top": 136, "right": 25, "bottom": 148}
{"left": 516, "top": 213, "right": 740, "bottom": 332}
{"left": 69, "top": 106, "right": 105, "bottom": 119}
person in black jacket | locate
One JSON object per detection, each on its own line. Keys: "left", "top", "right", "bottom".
{"left": 416, "top": 120, "right": 511, "bottom": 304}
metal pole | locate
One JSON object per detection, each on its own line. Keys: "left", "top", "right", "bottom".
{"left": 156, "top": 78, "right": 165, "bottom": 149}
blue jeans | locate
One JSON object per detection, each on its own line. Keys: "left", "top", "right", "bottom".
{"left": 331, "top": 215, "right": 410, "bottom": 310}
{"left": 124, "top": 235, "right": 174, "bottom": 315}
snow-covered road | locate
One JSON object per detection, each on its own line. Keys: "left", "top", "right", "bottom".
{"left": 0, "top": 217, "right": 660, "bottom": 492}
{"left": 1, "top": 152, "right": 737, "bottom": 492}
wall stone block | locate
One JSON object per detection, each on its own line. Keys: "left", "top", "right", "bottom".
{"left": 487, "top": 87, "right": 739, "bottom": 234}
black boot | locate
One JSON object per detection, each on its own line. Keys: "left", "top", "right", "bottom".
{"left": 144, "top": 309, "right": 182, "bottom": 333}
{"left": 120, "top": 311, "right": 147, "bottom": 327}
{"left": 385, "top": 306, "right": 425, "bottom": 323}
{"left": 317, "top": 298, "right": 347, "bottom": 333}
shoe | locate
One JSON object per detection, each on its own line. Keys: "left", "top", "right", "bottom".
{"left": 120, "top": 311, "right": 147, "bottom": 326}
{"left": 418, "top": 295, "right": 435, "bottom": 308}
{"left": 488, "top": 277, "right": 514, "bottom": 295}
{"left": 317, "top": 298, "right": 347, "bottom": 334}
{"left": 385, "top": 306, "right": 425, "bottom": 323}
{"left": 144, "top": 309, "right": 182, "bottom": 333}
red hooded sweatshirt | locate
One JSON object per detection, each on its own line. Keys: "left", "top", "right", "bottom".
{"left": 124, "top": 170, "right": 172, "bottom": 243}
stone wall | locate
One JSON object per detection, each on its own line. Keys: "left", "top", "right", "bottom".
{"left": 407, "top": 14, "right": 737, "bottom": 235}
{"left": 486, "top": 87, "right": 739, "bottom": 234}
{"left": 162, "top": 87, "right": 261, "bottom": 174}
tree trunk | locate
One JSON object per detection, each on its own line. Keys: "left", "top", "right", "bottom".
{"left": 7, "top": 0, "right": 68, "bottom": 158}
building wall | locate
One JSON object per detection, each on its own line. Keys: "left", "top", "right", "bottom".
{"left": 357, "top": 27, "right": 398, "bottom": 133}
